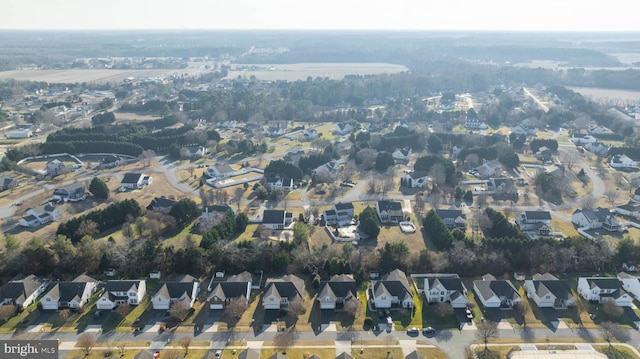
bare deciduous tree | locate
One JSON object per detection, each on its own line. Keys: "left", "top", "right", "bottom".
{"left": 169, "top": 301, "right": 191, "bottom": 322}
{"left": 475, "top": 321, "right": 499, "bottom": 350}
{"left": 600, "top": 321, "right": 629, "bottom": 347}
{"left": 77, "top": 333, "right": 96, "bottom": 356}
{"left": 433, "top": 302, "right": 454, "bottom": 318}
{"left": 580, "top": 195, "right": 597, "bottom": 209}
{"left": 603, "top": 300, "right": 623, "bottom": 319}
{"left": 604, "top": 190, "right": 620, "bottom": 207}
{"left": 115, "top": 304, "right": 131, "bottom": 318}
{"left": 274, "top": 326, "right": 297, "bottom": 353}
{"left": 287, "top": 297, "right": 306, "bottom": 319}
{"left": 179, "top": 336, "right": 192, "bottom": 355}
{"left": 0, "top": 305, "right": 17, "bottom": 323}
{"left": 343, "top": 297, "right": 362, "bottom": 320}
{"left": 225, "top": 298, "right": 249, "bottom": 320}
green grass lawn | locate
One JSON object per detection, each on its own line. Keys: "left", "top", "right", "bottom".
{"left": 352, "top": 347, "right": 403, "bottom": 359}
{"left": 391, "top": 289, "right": 422, "bottom": 329}
{"left": 0, "top": 302, "right": 40, "bottom": 334}
{"left": 421, "top": 300, "right": 459, "bottom": 329}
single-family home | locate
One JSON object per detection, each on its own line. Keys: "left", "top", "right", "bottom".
{"left": 18, "top": 202, "right": 61, "bottom": 228}
{"left": 101, "top": 154, "right": 122, "bottom": 168}
{"left": 0, "top": 176, "right": 18, "bottom": 191}
{"left": 423, "top": 274, "right": 468, "bottom": 308}
{"left": 53, "top": 184, "right": 87, "bottom": 203}
{"left": 265, "top": 176, "right": 294, "bottom": 192}
{"left": 317, "top": 274, "right": 358, "bottom": 310}
{"left": 376, "top": 200, "right": 404, "bottom": 224}
{"left": 610, "top": 154, "right": 639, "bottom": 169}
{"left": 237, "top": 349, "right": 260, "bottom": 359}
{"left": 485, "top": 178, "right": 517, "bottom": 196}
{"left": 577, "top": 277, "right": 632, "bottom": 306}
{"left": 618, "top": 272, "right": 640, "bottom": 300}
{"left": 516, "top": 211, "right": 552, "bottom": 237}
{"left": 614, "top": 202, "right": 640, "bottom": 220}
{"left": 262, "top": 274, "right": 305, "bottom": 310}
{"left": 6, "top": 129, "right": 32, "bottom": 139}
{"left": 205, "top": 163, "right": 235, "bottom": 179}
{"left": 44, "top": 159, "right": 69, "bottom": 177}
{"left": 333, "top": 123, "right": 353, "bottom": 136}
{"left": 584, "top": 141, "right": 609, "bottom": 156}
{"left": 299, "top": 129, "right": 319, "bottom": 141}
{"left": 312, "top": 160, "right": 344, "bottom": 179}
{"left": 402, "top": 171, "right": 429, "bottom": 189}
{"left": 40, "top": 275, "right": 97, "bottom": 310}
{"left": 589, "top": 125, "right": 613, "bottom": 135}
{"left": 473, "top": 274, "right": 522, "bottom": 309}
{"left": 208, "top": 272, "right": 252, "bottom": 310}
{"left": 120, "top": 173, "right": 152, "bottom": 190}
{"left": 435, "top": 209, "right": 467, "bottom": 230}
{"left": 370, "top": 269, "right": 414, "bottom": 309}
{"left": 147, "top": 197, "right": 176, "bottom": 214}
{"left": 392, "top": 148, "right": 412, "bottom": 164}
{"left": 282, "top": 150, "right": 305, "bottom": 165}
{"left": 0, "top": 274, "right": 48, "bottom": 308}
{"left": 265, "top": 126, "right": 285, "bottom": 137}
{"left": 262, "top": 210, "right": 292, "bottom": 230}
{"left": 475, "top": 160, "right": 503, "bottom": 178}
{"left": 334, "top": 203, "right": 355, "bottom": 221}
{"left": 96, "top": 280, "right": 146, "bottom": 310}
{"left": 571, "top": 133, "right": 597, "bottom": 145}
{"left": 511, "top": 125, "right": 536, "bottom": 137}
{"left": 524, "top": 273, "right": 575, "bottom": 309}
{"left": 151, "top": 275, "right": 200, "bottom": 310}
{"left": 571, "top": 207, "right": 620, "bottom": 232}
{"left": 465, "top": 118, "right": 487, "bottom": 130}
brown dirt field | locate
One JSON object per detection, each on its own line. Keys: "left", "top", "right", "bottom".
{"left": 114, "top": 112, "right": 162, "bottom": 123}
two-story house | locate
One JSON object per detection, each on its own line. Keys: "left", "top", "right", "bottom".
{"left": 571, "top": 133, "right": 597, "bottom": 145}
{"left": 435, "top": 209, "right": 467, "bottom": 230}
{"left": 475, "top": 160, "right": 503, "bottom": 178}
{"left": 0, "top": 274, "right": 48, "bottom": 308}
{"left": 96, "top": 280, "right": 146, "bottom": 310}
{"left": 577, "top": 277, "right": 632, "bottom": 306}
{"left": 262, "top": 274, "right": 305, "bottom": 310}
{"left": 53, "top": 184, "right": 87, "bottom": 203}
{"left": 265, "top": 176, "right": 294, "bottom": 192}
{"left": 610, "top": 154, "right": 639, "bottom": 169}
{"left": 18, "top": 202, "right": 61, "bottom": 228}
{"left": 392, "top": 148, "right": 412, "bottom": 164}
{"left": 151, "top": 275, "right": 200, "bottom": 310}
{"left": 147, "top": 197, "right": 176, "bottom": 214}
{"left": 523, "top": 273, "right": 575, "bottom": 309}
{"left": 618, "top": 272, "right": 640, "bottom": 300}
{"left": 423, "top": 274, "right": 468, "bottom": 308}
{"left": 402, "top": 171, "right": 429, "bottom": 189}
{"left": 333, "top": 123, "right": 353, "bottom": 136}
{"left": 40, "top": 275, "right": 97, "bottom": 310}
{"left": 208, "top": 272, "right": 252, "bottom": 310}
{"left": 324, "top": 203, "right": 355, "bottom": 226}
{"left": 317, "top": 274, "right": 358, "bottom": 310}
{"left": 376, "top": 200, "right": 404, "bottom": 224}
{"left": 516, "top": 211, "right": 552, "bottom": 237}
{"left": 473, "top": 274, "right": 521, "bottom": 309}
{"left": 572, "top": 207, "right": 620, "bottom": 232}
{"left": 485, "top": 178, "right": 517, "bottom": 196}
{"left": 370, "top": 269, "right": 414, "bottom": 309}
{"left": 262, "top": 210, "right": 292, "bottom": 230}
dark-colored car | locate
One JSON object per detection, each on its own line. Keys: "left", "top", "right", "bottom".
{"left": 423, "top": 326, "right": 436, "bottom": 335}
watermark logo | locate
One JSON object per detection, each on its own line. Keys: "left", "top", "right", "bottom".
{"left": 0, "top": 340, "right": 58, "bottom": 358}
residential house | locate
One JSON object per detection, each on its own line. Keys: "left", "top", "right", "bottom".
{"left": 336, "top": 353, "right": 354, "bottom": 359}
{"left": 317, "top": 274, "right": 358, "bottom": 310}
{"left": 524, "top": 273, "right": 575, "bottom": 309}
{"left": 485, "top": 178, "right": 517, "bottom": 196}
{"left": 0, "top": 176, "right": 18, "bottom": 191}
{"left": 535, "top": 146, "right": 554, "bottom": 163}
{"left": 516, "top": 211, "right": 552, "bottom": 237}
{"left": 511, "top": 125, "right": 536, "bottom": 137}
{"left": 237, "top": 349, "right": 260, "bottom": 359}
{"left": 571, "top": 207, "right": 620, "bottom": 232}
{"left": 634, "top": 188, "right": 640, "bottom": 202}
{"left": 312, "top": 160, "right": 344, "bottom": 179}
{"left": 96, "top": 280, "right": 146, "bottom": 310}
{"left": 376, "top": 200, "right": 404, "bottom": 224}
{"left": 53, "top": 184, "right": 87, "bottom": 203}
{"left": 370, "top": 269, "right": 414, "bottom": 309}
{"left": 571, "top": 133, "right": 597, "bottom": 145}
{"left": 392, "top": 148, "right": 412, "bottom": 164}
{"left": 465, "top": 118, "right": 487, "bottom": 130}
{"left": 101, "top": 154, "right": 122, "bottom": 168}
{"left": 40, "top": 275, "right": 97, "bottom": 310}
{"left": 151, "top": 275, "right": 200, "bottom": 310}
{"left": 147, "top": 197, "right": 176, "bottom": 214}
{"left": 262, "top": 274, "right": 305, "bottom": 310}
{"left": 205, "top": 163, "right": 235, "bottom": 179}
{"left": 589, "top": 125, "right": 613, "bottom": 135}
{"left": 265, "top": 126, "right": 285, "bottom": 137}
{"left": 262, "top": 210, "right": 292, "bottom": 230}
{"left": 282, "top": 150, "right": 305, "bottom": 165}
{"left": 402, "top": 171, "right": 429, "bottom": 189}
{"left": 187, "top": 146, "right": 207, "bottom": 158}
{"left": 333, "top": 123, "right": 353, "bottom": 136}
{"left": 475, "top": 160, "right": 502, "bottom": 178}
{"left": 201, "top": 204, "right": 234, "bottom": 227}
{"left": 298, "top": 129, "right": 319, "bottom": 141}
{"left": 208, "top": 272, "right": 252, "bottom": 310}
{"left": 0, "top": 275, "right": 47, "bottom": 308}
{"left": 584, "top": 141, "right": 609, "bottom": 156}
{"left": 577, "top": 277, "right": 632, "bottom": 306}
{"left": 540, "top": 164, "right": 565, "bottom": 178}
{"left": 614, "top": 202, "right": 640, "bottom": 220}
{"left": 44, "top": 159, "right": 69, "bottom": 177}
{"left": 120, "top": 173, "right": 152, "bottom": 190}
{"left": 334, "top": 203, "right": 355, "bottom": 221}
{"left": 610, "top": 154, "right": 639, "bottom": 169}
{"left": 334, "top": 139, "right": 353, "bottom": 155}
{"left": 6, "top": 129, "right": 32, "bottom": 139}
{"left": 265, "top": 176, "right": 294, "bottom": 192}
{"left": 473, "top": 274, "right": 522, "bottom": 309}
{"left": 435, "top": 209, "right": 466, "bottom": 230}
{"left": 423, "top": 274, "right": 468, "bottom": 308}
{"left": 618, "top": 272, "right": 640, "bottom": 299}
{"left": 18, "top": 202, "right": 61, "bottom": 228}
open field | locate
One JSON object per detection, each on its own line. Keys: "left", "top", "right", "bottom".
{"left": 224, "top": 63, "right": 408, "bottom": 81}
{"left": 0, "top": 68, "right": 211, "bottom": 83}
{"left": 569, "top": 87, "right": 640, "bottom": 104}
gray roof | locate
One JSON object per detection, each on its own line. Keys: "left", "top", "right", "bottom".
{"left": 214, "top": 163, "right": 234, "bottom": 174}
{"left": 474, "top": 276, "right": 520, "bottom": 302}
{"left": 0, "top": 275, "right": 44, "bottom": 304}
{"left": 121, "top": 172, "right": 144, "bottom": 184}
{"left": 373, "top": 269, "right": 412, "bottom": 299}
{"left": 435, "top": 209, "right": 463, "bottom": 220}
{"left": 318, "top": 274, "right": 357, "bottom": 302}
{"left": 584, "top": 277, "right": 623, "bottom": 290}
{"left": 263, "top": 210, "right": 286, "bottom": 224}
{"left": 104, "top": 280, "right": 144, "bottom": 293}
{"left": 406, "top": 171, "right": 429, "bottom": 180}
{"left": 377, "top": 200, "right": 402, "bottom": 212}
{"left": 334, "top": 203, "right": 354, "bottom": 211}
{"left": 238, "top": 349, "right": 260, "bottom": 359}
{"left": 427, "top": 277, "right": 466, "bottom": 292}
{"left": 264, "top": 274, "right": 304, "bottom": 303}
{"left": 208, "top": 282, "right": 249, "bottom": 302}
{"left": 523, "top": 211, "right": 551, "bottom": 220}
{"left": 46, "top": 281, "right": 91, "bottom": 302}
{"left": 531, "top": 278, "right": 572, "bottom": 300}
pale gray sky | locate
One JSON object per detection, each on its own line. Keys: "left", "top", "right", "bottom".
{"left": 2, "top": 0, "right": 638, "bottom": 31}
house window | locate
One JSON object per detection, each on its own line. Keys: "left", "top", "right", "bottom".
{"left": 45, "top": 298, "right": 51, "bottom": 301}
{"left": 381, "top": 295, "right": 386, "bottom": 300}
{"left": 440, "top": 291, "right": 444, "bottom": 295}
{"left": 129, "top": 292, "right": 136, "bottom": 297}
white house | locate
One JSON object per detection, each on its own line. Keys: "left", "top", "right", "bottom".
{"left": 577, "top": 277, "right": 632, "bottom": 306}
{"left": 262, "top": 210, "right": 292, "bottom": 230}
{"left": 571, "top": 207, "right": 620, "bottom": 232}
{"left": 618, "top": 272, "right": 640, "bottom": 300}
{"left": 589, "top": 125, "right": 613, "bottom": 135}
{"left": 317, "top": 274, "right": 358, "bottom": 310}
{"left": 40, "top": 275, "right": 97, "bottom": 310}
{"left": 333, "top": 123, "right": 353, "bottom": 136}
{"left": 0, "top": 274, "right": 48, "bottom": 308}
{"left": 53, "top": 184, "right": 87, "bottom": 203}
{"left": 584, "top": 141, "right": 609, "bottom": 156}
{"left": 392, "top": 148, "right": 412, "bottom": 164}
{"left": 435, "top": 209, "right": 467, "bottom": 230}
{"left": 151, "top": 275, "right": 200, "bottom": 310}
{"left": 473, "top": 274, "right": 522, "bottom": 309}
{"left": 265, "top": 176, "right": 294, "bottom": 192}
{"left": 571, "top": 133, "right": 597, "bottom": 145}
{"left": 370, "top": 269, "right": 414, "bottom": 309}
{"left": 120, "top": 173, "right": 152, "bottom": 190}
{"left": 511, "top": 125, "right": 536, "bottom": 137}
{"left": 205, "top": 163, "right": 235, "bottom": 178}
{"left": 485, "top": 178, "right": 518, "bottom": 196}
{"left": 465, "top": 118, "right": 487, "bottom": 130}
{"left": 614, "top": 202, "right": 640, "bottom": 220}
{"left": 376, "top": 200, "right": 404, "bottom": 224}
{"left": 96, "top": 280, "right": 146, "bottom": 310}
{"left": 423, "top": 274, "right": 468, "bottom": 308}
{"left": 18, "top": 202, "right": 61, "bottom": 228}
{"left": 524, "top": 273, "right": 576, "bottom": 309}
{"left": 262, "top": 274, "right": 305, "bottom": 310}
{"left": 208, "top": 272, "right": 252, "bottom": 310}
{"left": 610, "top": 154, "right": 639, "bottom": 169}
{"left": 475, "top": 160, "right": 502, "bottom": 178}
{"left": 402, "top": 171, "right": 429, "bottom": 189}
{"left": 516, "top": 211, "right": 552, "bottom": 237}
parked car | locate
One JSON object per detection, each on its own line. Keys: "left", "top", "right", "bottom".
{"left": 407, "top": 327, "right": 419, "bottom": 336}
{"left": 423, "top": 326, "right": 436, "bottom": 335}
{"left": 465, "top": 309, "right": 473, "bottom": 321}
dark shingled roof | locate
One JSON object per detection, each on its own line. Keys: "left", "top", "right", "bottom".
{"left": 318, "top": 274, "right": 357, "bottom": 302}
{"left": 262, "top": 210, "right": 286, "bottom": 224}
{"left": 523, "top": 211, "right": 552, "bottom": 220}
{"left": 0, "top": 275, "right": 44, "bottom": 304}
{"left": 264, "top": 274, "right": 304, "bottom": 303}
{"left": 121, "top": 173, "right": 143, "bottom": 184}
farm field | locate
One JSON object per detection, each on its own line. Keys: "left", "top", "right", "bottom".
{"left": 224, "top": 62, "right": 408, "bottom": 81}
{"left": 0, "top": 68, "right": 210, "bottom": 83}
{"left": 569, "top": 86, "right": 640, "bottom": 104}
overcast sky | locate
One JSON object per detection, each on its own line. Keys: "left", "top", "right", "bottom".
{"left": 2, "top": 0, "right": 638, "bottom": 32}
